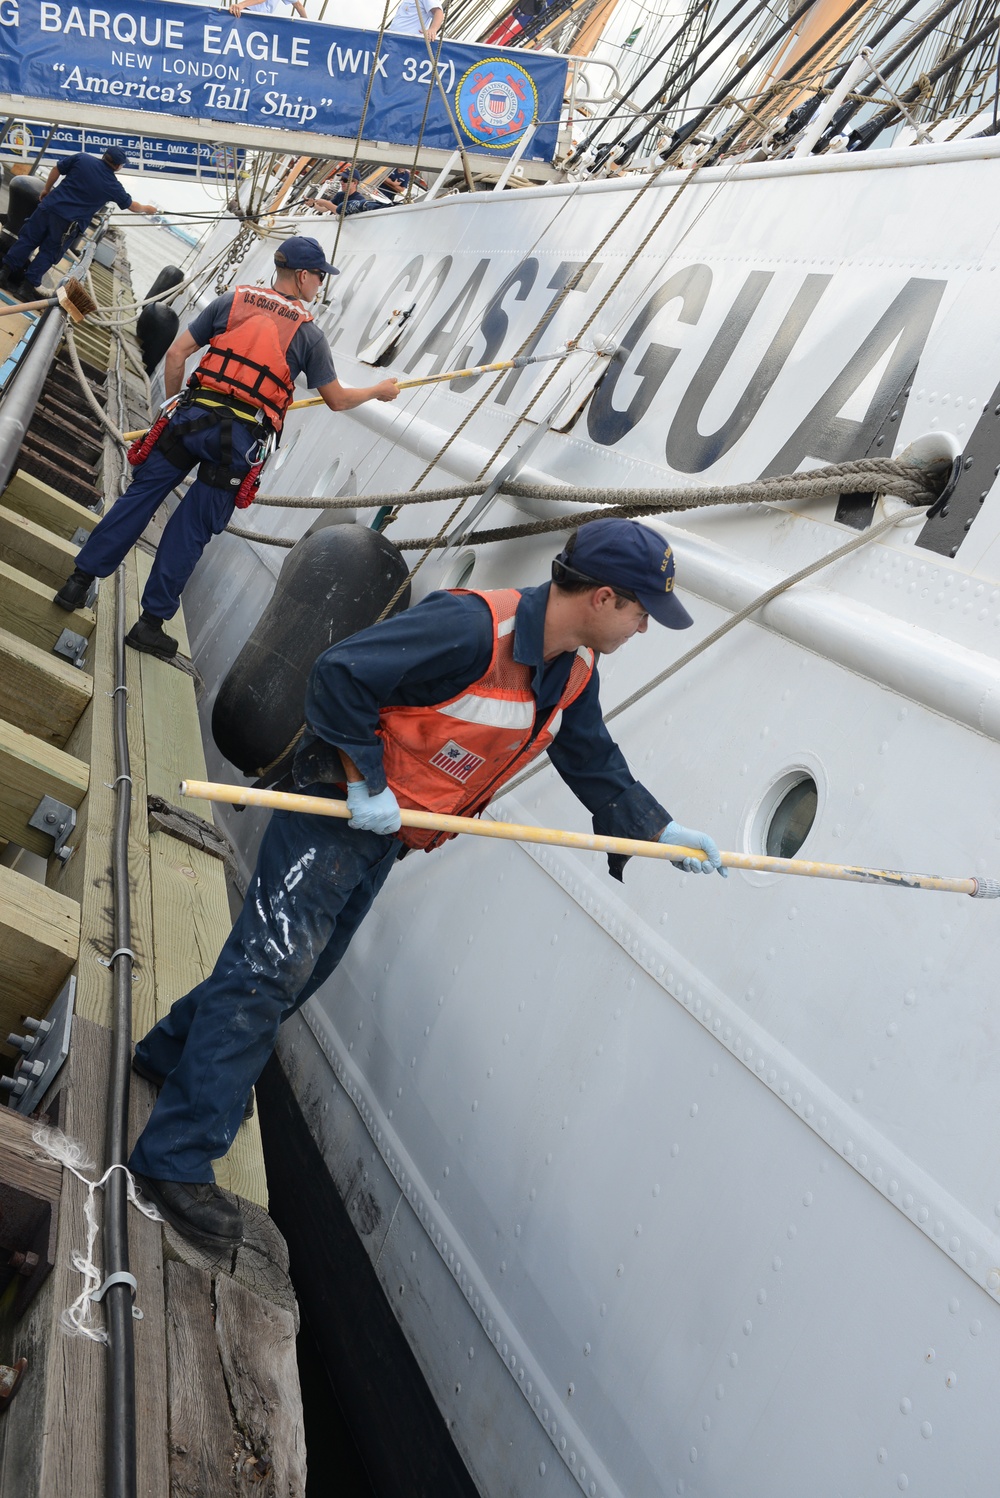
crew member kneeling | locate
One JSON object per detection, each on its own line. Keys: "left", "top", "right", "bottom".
{"left": 52, "top": 236, "right": 399, "bottom": 660}
{"left": 126, "top": 518, "right": 727, "bottom": 1252}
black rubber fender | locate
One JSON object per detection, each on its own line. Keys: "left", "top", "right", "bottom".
{"left": 5, "top": 174, "right": 44, "bottom": 237}
{"left": 144, "top": 264, "right": 184, "bottom": 302}
{"left": 136, "top": 303, "right": 179, "bottom": 373}
{"left": 212, "top": 522, "right": 411, "bottom": 775}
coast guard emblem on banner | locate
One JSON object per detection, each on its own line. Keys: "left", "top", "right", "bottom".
{"left": 456, "top": 58, "right": 538, "bottom": 151}
{"left": 429, "top": 741, "right": 485, "bottom": 783}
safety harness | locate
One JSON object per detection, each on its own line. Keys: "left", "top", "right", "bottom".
{"left": 127, "top": 393, "right": 270, "bottom": 507}
{"left": 127, "top": 285, "right": 312, "bottom": 505}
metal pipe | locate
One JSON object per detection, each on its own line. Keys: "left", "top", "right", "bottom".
{"left": 104, "top": 566, "right": 136, "bottom": 1498}
{"left": 0, "top": 228, "right": 104, "bottom": 495}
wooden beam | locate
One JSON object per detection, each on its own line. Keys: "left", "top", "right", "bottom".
{"left": 0, "top": 504, "right": 79, "bottom": 590}
{"left": 0, "top": 863, "right": 79, "bottom": 1044}
{"left": 0, "top": 625, "right": 93, "bottom": 748}
{"left": 1, "top": 469, "right": 99, "bottom": 542}
{"left": 0, "top": 560, "right": 94, "bottom": 653}
{"left": 0, "top": 718, "right": 89, "bottom": 857}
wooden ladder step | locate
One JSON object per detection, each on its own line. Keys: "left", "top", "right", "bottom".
{"left": 1, "top": 469, "right": 100, "bottom": 541}
{"left": 0, "top": 863, "right": 80, "bottom": 1042}
{"left": 0, "top": 624, "right": 93, "bottom": 747}
{"left": 0, "top": 718, "right": 89, "bottom": 857}
{"left": 0, "top": 560, "right": 94, "bottom": 653}
{"left": 0, "top": 503, "right": 79, "bottom": 590}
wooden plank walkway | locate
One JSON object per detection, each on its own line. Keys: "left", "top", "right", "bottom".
{"left": 0, "top": 238, "right": 304, "bottom": 1497}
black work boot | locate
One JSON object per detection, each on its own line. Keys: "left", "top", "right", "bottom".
{"left": 131, "top": 1052, "right": 255, "bottom": 1121}
{"left": 53, "top": 567, "right": 96, "bottom": 611}
{"left": 132, "top": 1173, "right": 244, "bottom": 1253}
{"left": 125, "top": 610, "right": 179, "bottom": 660}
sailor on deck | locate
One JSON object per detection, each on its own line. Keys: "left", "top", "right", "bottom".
{"left": 0, "top": 147, "right": 157, "bottom": 298}
{"left": 127, "top": 519, "right": 727, "bottom": 1252}
{"left": 52, "top": 237, "right": 399, "bottom": 660}
{"left": 389, "top": 0, "right": 444, "bottom": 39}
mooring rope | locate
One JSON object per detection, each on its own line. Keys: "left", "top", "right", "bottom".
{"left": 226, "top": 455, "right": 940, "bottom": 549}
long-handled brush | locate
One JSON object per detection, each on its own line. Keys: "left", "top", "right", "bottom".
{"left": 121, "top": 340, "right": 615, "bottom": 441}
{"left": 181, "top": 780, "right": 1000, "bottom": 899}
{"left": 0, "top": 276, "right": 98, "bottom": 324}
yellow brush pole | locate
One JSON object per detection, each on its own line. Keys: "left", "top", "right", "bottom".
{"left": 180, "top": 780, "right": 997, "bottom": 898}
{"left": 121, "top": 348, "right": 579, "bottom": 441}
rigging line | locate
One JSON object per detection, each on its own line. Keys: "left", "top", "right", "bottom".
{"left": 566, "top": 0, "right": 716, "bottom": 160}
{"left": 705, "top": 0, "right": 880, "bottom": 160}
{"left": 770, "top": 0, "right": 926, "bottom": 148}
{"left": 848, "top": 11, "right": 1000, "bottom": 147}
{"left": 814, "top": 0, "right": 970, "bottom": 148}
{"left": 465, "top": 149, "right": 738, "bottom": 498}
{"left": 371, "top": 154, "right": 724, "bottom": 614}
{"left": 332, "top": 1, "right": 394, "bottom": 266}
{"left": 635, "top": 0, "right": 836, "bottom": 165}
{"left": 406, "top": 22, "right": 450, "bottom": 202}
{"left": 413, "top": 4, "right": 477, "bottom": 190}
{"left": 598, "top": 0, "right": 769, "bottom": 160}
{"left": 497, "top": 504, "right": 932, "bottom": 801}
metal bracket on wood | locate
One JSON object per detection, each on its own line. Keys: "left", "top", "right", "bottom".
{"left": 28, "top": 794, "right": 76, "bottom": 863}
{"left": 69, "top": 526, "right": 90, "bottom": 547}
{"left": 53, "top": 627, "right": 88, "bottom": 669}
{"left": 0, "top": 975, "right": 75, "bottom": 1116}
{"left": 90, "top": 1269, "right": 143, "bottom": 1321}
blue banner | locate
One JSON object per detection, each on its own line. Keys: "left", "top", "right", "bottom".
{"left": 2, "top": 120, "right": 243, "bottom": 179}
{"left": 0, "top": 2, "right": 568, "bottom": 163}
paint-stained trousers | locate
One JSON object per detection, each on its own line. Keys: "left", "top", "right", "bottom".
{"left": 73, "top": 404, "right": 258, "bottom": 619}
{"left": 128, "top": 796, "right": 401, "bottom": 1182}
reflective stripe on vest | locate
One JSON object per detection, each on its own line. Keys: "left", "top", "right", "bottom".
{"left": 379, "top": 588, "right": 594, "bottom": 851}
{"left": 192, "top": 286, "right": 313, "bottom": 431}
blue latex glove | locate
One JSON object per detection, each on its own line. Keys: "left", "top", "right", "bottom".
{"left": 346, "top": 780, "right": 402, "bottom": 835}
{"left": 660, "top": 820, "right": 727, "bottom": 877}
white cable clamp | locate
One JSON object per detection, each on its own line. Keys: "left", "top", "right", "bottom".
{"left": 108, "top": 684, "right": 128, "bottom": 699}
{"left": 104, "top": 774, "right": 132, "bottom": 789}
{"left": 90, "top": 1269, "right": 144, "bottom": 1321}
{"left": 98, "top": 947, "right": 135, "bottom": 967}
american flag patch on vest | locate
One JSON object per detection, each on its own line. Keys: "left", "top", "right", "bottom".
{"left": 429, "top": 740, "right": 485, "bottom": 783}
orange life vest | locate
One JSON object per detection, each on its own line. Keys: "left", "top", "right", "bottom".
{"left": 192, "top": 286, "right": 313, "bottom": 431}
{"left": 379, "top": 588, "right": 595, "bottom": 851}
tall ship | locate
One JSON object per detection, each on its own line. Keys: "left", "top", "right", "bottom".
{"left": 2, "top": 0, "right": 1000, "bottom": 1493}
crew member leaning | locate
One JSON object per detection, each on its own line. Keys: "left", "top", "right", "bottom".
{"left": 53, "top": 237, "right": 399, "bottom": 659}
{"left": 126, "top": 518, "right": 727, "bottom": 1251}
{"left": 0, "top": 146, "right": 156, "bottom": 298}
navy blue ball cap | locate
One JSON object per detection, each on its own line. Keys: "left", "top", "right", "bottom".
{"left": 104, "top": 146, "right": 133, "bottom": 168}
{"left": 274, "top": 236, "right": 339, "bottom": 276}
{"left": 554, "top": 518, "right": 694, "bottom": 630}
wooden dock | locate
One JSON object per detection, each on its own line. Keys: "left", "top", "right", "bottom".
{"left": 0, "top": 236, "right": 306, "bottom": 1495}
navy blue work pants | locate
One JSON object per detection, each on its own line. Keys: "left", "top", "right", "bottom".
{"left": 3, "top": 202, "right": 76, "bottom": 285}
{"left": 74, "top": 405, "right": 258, "bottom": 619}
{"left": 128, "top": 799, "right": 401, "bottom": 1182}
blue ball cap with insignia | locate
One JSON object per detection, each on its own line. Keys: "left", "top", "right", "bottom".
{"left": 553, "top": 517, "right": 694, "bottom": 629}
{"left": 274, "top": 236, "right": 339, "bottom": 276}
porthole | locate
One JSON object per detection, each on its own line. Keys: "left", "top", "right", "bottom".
{"left": 765, "top": 777, "right": 817, "bottom": 859}
{"left": 744, "top": 764, "right": 823, "bottom": 876}
{"left": 311, "top": 457, "right": 341, "bottom": 499}
{"left": 409, "top": 546, "right": 476, "bottom": 603}
{"left": 270, "top": 428, "right": 300, "bottom": 472}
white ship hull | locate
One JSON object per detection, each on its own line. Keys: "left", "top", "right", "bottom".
{"left": 184, "top": 135, "right": 1000, "bottom": 1496}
